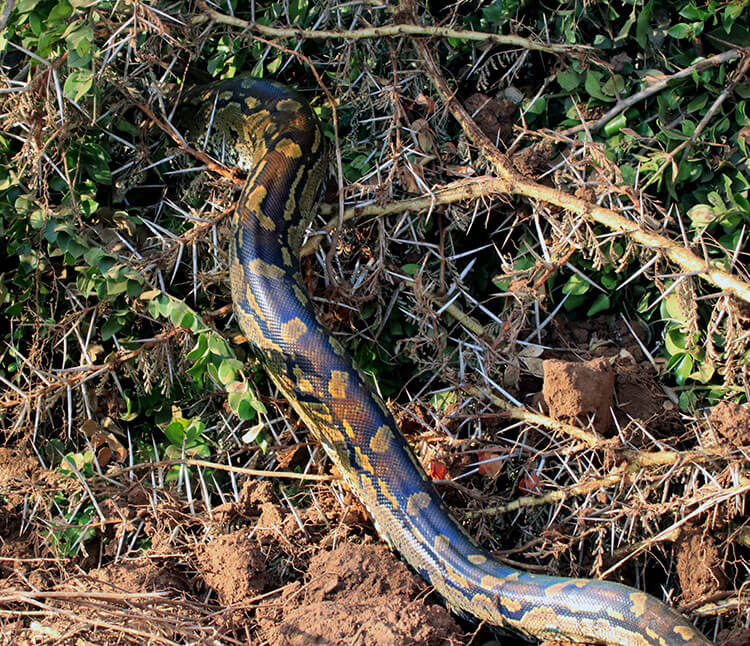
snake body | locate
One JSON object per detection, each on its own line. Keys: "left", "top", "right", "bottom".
{"left": 195, "top": 77, "right": 710, "bottom": 645}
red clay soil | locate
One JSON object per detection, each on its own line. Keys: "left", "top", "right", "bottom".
{"left": 676, "top": 527, "right": 728, "bottom": 602}
{"left": 542, "top": 357, "right": 615, "bottom": 434}
{"left": 707, "top": 400, "right": 750, "bottom": 449}
{"left": 196, "top": 530, "right": 268, "bottom": 604}
{"left": 256, "top": 544, "right": 460, "bottom": 646}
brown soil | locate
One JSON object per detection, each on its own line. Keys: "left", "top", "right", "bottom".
{"left": 718, "top": 626, "right": 750, "bottom": 646}
{"left": 676, "top": 526, "right": 727, "bottom": 602}
{"left": 196, "top": 529, "right": 267, "bottom": 604}
{"left": 463, "top": 93, "right": 517, "bottom": 148}
{"left": 257, "top": 544, "right": 460, "bottom": 646}
{"left": 0, "top": 474, "right": 465, "bottom": 645}
{"left": 536, "top": 316, "right": 688, "bottom": 444}
{"left": 542, "top": 357, "right": 615, "bottom": 434}
{"left": 613, "top": 360, "right": 681, "bottom": 440}
{"left": 513, "top": 138, "right": 557, "bottom": 176}
{"left": 707, "top": 401, "right": 750, "bottom": 449}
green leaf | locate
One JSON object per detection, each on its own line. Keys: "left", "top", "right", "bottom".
{"left": 667, "top": 23, "right": 692, "bottom": 39}
{"left": 600, "top": 273, "right": 618, "bottom": 290}
{"left": 17, "top": 0, "right": 42, "bottom": 12}
{"left": 615, "top": 10, "right": 636, "bottom": 42}
{"left": 218, "top": 359, "right": 239, "bottom": 385}
{"left": 120, "top": 393, "right": 137, "bottom": 422}
{"left": 602, "top": 74, "right": 625, "bottom": 96}
{"left": 48, "top": 1, "right": 73, "bottom": 22}
{"left": 586, "top": 294, "right": 610, "bottom": 316}
{"left": 679, "top": 4, "right": 708, "bottom": 20}
{"left": 673, "top": 354, "right": 693, "bottom": 385}
{"left": 252, "top": 398, "right": 267, "bottom": 415}
{"left": 660, "top": 292, "right": 690, "bottom": 324}
{"left": 690, "top": 361, "right": 715, "bottom": 384}
{"left": 584, "top": 71, "right": 612, "bottom": 102}
{"left": 98, "top": 254, "right": 116, "bottom": 274}
{"left": 241, "top": 422, "right": 265, "bottom": 444}
{"left": 723, "top": 1, "right": 748, "bottom": 33}
{"left": 208, "top": 335, "right": 229, "bottom": 356}
{"left": 82, "top": 143, "right": 112, "bottom": 184}
{"left": 707, "top": 190, "right": 727, "bottom": 213}
{"left": 686, "top": 94, "right": 708, "bottom": 113}
{"left": 678, "top": 390, "right": 697, "bottom": 413}
{"left": 620, "top": 164, "right": 636, "bottom": 185}
{"left": 431, "top": 390, "right": 457, "bottom": 413}
{"left": 562, "top": 274, "right": 590, "bottom": 296}
{"left": 237, "top": 397, "right": 256, "bottom": 420}
{"left": 179, "top": 310, "right": 195, "bottom": 329}
{"left": 63, "top": 69, "right": 92, "bottom": 102}
{"left": 126, "top": 279, "right": 142, "bottom": 298}
{"left": 185, "top": 419, "right": 206, "bottom": 444}
{"left": 664, "top": 327, "right": 688, "bottom": 357}
{"left": 526, "top": 96, "right": 546, "bottom": 115}
{"left": 187, "top": 335, "right": 209, "bottom": 362}
{"left": 147, "top": 294, "right": 166, "bottom": 319}
{"left": 101, "top": 316, "right": 123, "bottom": 341}
{"left": 482, "top": 0, "right": 516, "bottom": 24}
{"left": 686, "top": 204, "right": 715, "bottom": 227}
{"left": 78, "top": 193, "right": 99, "bottom": 217}
{"left": 557, "top": 68, "right": 580, "bottom": 91}
{"left": 29, "top": 12, "right": 41, "bottom": 35}
{"left": 168, "top": 303, "right": 187, "bottom": 326}
{"left": 635, "top": 0, "right": 654, "bottom": 48}
{"left": 228, "top": 390, "right": 256, "bottom": 420}
{"left": 66, "top": 23, "right": 94, "bottom": 56}
{"left": 106, "top": 279, "right": 128, "bottom": 296}
{"left": 562, "top": 293, "right": 587, "bottom": 312}
{"left": 266, "top": 55, "right": 282, "bottom": 74}
{"left": 719, "top": 229, "right": 742, "bottom": 253}
{"left": 164, "top": 417, "right": 189, "bottom": 446}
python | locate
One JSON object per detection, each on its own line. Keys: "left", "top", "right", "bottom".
{"left": 188, "top": 76, "right": 710, "bottom": 646}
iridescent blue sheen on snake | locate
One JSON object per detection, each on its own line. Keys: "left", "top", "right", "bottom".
{"left": 195, "top": 77, "right": 710, "bottom": 646}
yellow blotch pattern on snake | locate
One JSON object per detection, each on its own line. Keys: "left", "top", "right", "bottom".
{"left": 194, "top": 77, "right": 710, "bottom": 646}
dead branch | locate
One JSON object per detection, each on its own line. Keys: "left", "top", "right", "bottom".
{"left": 465, "top": 446, "right": 732, "bottom": 518}
{"left": 192, "top": 3, "right": 592, "bottom": 57}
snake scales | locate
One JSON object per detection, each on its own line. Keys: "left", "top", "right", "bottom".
{"left": 192, "top": 77, "right": 711, "bottom": 645}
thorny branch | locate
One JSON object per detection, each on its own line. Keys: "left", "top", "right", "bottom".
{"left": 464, "top": 447, "right": 732, "bottom": 518}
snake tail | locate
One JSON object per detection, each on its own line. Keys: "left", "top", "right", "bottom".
{"left": 194, "top": 76, "right": 710, "bottom": 646}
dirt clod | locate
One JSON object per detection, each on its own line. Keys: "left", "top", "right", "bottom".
{"left": 542, "top": 358, "right": 615, "bottom": 434}
{"left": 512, "top": 139, "right": 556, "bottom": 176}
{"left": 614, "top": 361, "right": 680, "bottom": 442}
{"left": 707, "top": 401, "right": 750, "bottom": 449}
{"left": 676, "top": 528, "right": 727, "bottom": 602}
{"left": 258, "top": 543, "right": 461, "bottom": 646}
{"left": 196, "top": 530, "right": 267, "bottom": 604}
